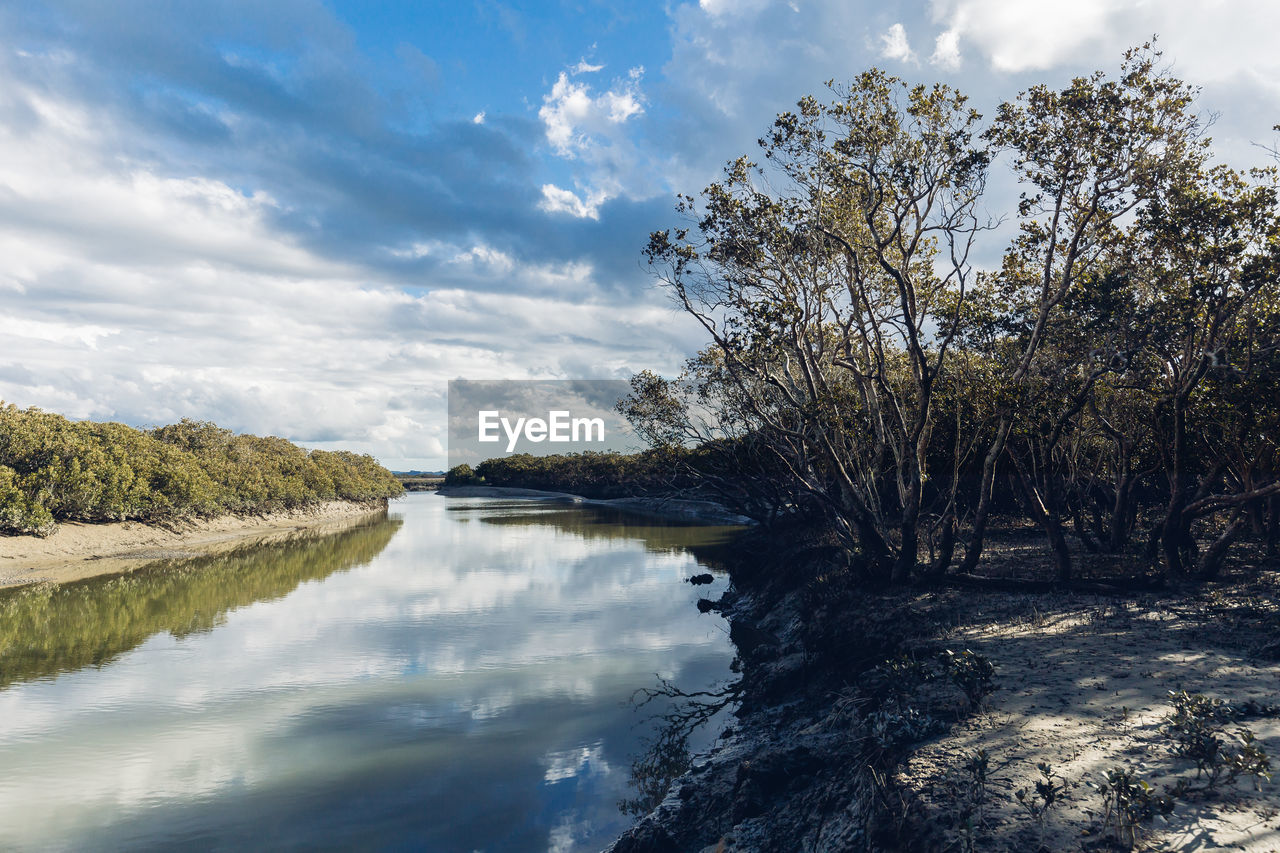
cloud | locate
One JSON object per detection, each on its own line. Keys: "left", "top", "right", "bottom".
{"left": 538, "top": 184, "right": 608, "bottom": 219}
{"left": 535, "top": 63, "right": 655, "bottom": 221}
{"left": 930, "top": 29, "right": 961, "bottom": 70}
{"left": 538, "top": 67, "right": 645, "bottom": 156}
{"left": 879, "top": 23, "right": 915, "bottom": 64}
{"left": 4, "top": 0, "right": 1280, "bottom": 472}
{"left": 697, "top": 0, "right": 774, "bottom": 18}
{"left": 0, "top": 38, "right": 696, "bottom": 469}
{"left": 928, "top": 0, "right": 1280, "bottom": 79}
{"left": 928, "top": 0, "right": 1113, "bottom": 71}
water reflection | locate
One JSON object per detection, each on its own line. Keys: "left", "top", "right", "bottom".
{"left": 0, "top": 494, "right": 740, "bottom": 852}
{"left": 0, "top": 516, "right": 404, "bottom": 690}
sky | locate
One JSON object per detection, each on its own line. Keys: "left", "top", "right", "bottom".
{"left": 1, "top": 0, "right": 1278, "bottom": 470}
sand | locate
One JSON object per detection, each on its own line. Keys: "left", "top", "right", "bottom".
{"left": 0, "top": 500, "right": 390, "bottom": 587}
{"left": 897, "top": 587, "right": 1280, "bottom": 851}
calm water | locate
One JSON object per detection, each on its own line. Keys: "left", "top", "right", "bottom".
{"left": 0, "top": 493, "right": 741, "bottom": 852}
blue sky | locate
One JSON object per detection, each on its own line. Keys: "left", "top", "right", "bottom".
{"left": 2, "top": 0, "right": 1278, "bottom": 469}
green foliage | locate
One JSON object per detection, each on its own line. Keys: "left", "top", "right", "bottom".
{"left": 1015, "top": 762, "right": 1064, "bottom": 847}
{"left": 475, "top": 450, "right": 698, "bottom": 499}
{"left": 867, "top": 705, "right": 946, "bottom": 754}
{"left": 1094, "top": 767, "right": 1177, "bottom": 850}
{"left": 1162, "top": 690, "right": 1273, "bottom": 789}
{"left": 443, "top": 464, "right": 481, "bottom": 486}
{"left": 0, "top": 406, "right": 402, "bottom": 535}
{"left": 633, "top": 42, "right": 1280, "bottom": 584}
{"left": 870, "top": 653, "right": 936, "bottom": 704}
{"left": 939, "top": 648, "right": 996, "bottom": 708}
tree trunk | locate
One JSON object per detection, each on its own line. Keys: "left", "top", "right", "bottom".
{"left": 958, "top": 419, "right": 1012, "bottom": 574}
{"left": 1198, "top": 511, "right": 1246, "bottom": 580}
{"left": 1109, "top": 472, "right": 1134, "bottom": 552}
{"left": 1160, "top": 401, "right": 1192, "bottom": 577}
{"left": 892, "top": 468, "right": 922, "bottom": 583}
{"left": 892, "top": 520, "right": 917, "bottom": 583}
{"left": 1267, "top": 495, "right": 1278, "bottom": 558}
{"left": 1071, "top": 499, "right": 1102, "bottom": 553}
{"left": 927, "top": 513, "right": 957, "bottom": 578}
{"left": 1011, "top": 466, "right": 1073, "bottom": 582}
{"left": 849, "top": 513, "right": 895, "bottom": 583}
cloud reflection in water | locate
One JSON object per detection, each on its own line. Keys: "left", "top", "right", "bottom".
{"left": 0, "top": 494, "right": 739, "bottom": 852}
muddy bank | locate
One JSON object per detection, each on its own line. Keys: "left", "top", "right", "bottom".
{"left": 608, "top": 538, "right": 1280, "bottom": 852}
{"left": 0, "top": 499, "right": 391, "bottom": 587}
{"left": 435, "top": 485, "right": 755, "bottom": 526}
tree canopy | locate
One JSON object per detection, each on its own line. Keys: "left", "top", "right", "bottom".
{"left": 625, "top": 45, "right": 1280, "bottom": 585}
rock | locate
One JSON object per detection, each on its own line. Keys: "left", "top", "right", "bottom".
{"left": 689, "top": 573, "right": 715, "bottom": 585}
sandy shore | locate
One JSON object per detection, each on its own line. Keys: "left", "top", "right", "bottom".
{"left": 0, "top": 500, "right": 390, "bottom": 588}
{"left": 897, "top": 590, "right": 1280, "bottom": 851}
{"left": 609, "top": 545, "right": 1280, "bottom": 852}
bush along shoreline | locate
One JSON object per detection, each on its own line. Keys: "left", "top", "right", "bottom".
{"left": 0, "top": 404, "right": 403, "bottom": 536}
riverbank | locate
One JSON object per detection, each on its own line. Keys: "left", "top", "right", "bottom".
{"left": 0, "top": 499, "right": 390, "bottom": 587}
{"left": 436, "top": 484, "right": 754, "bottom": 525}
{"left": 608, "top": 534, "right": 1280, "bottom": 852}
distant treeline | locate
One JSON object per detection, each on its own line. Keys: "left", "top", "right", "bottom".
{"left": 447, "top": 451, "right": 691, "bottom": 499}
{"left": 447, "top": 445, "right": 795, "bottom": 516}
{"left": 0, "top": 405, "right": 403, "bottom": 535}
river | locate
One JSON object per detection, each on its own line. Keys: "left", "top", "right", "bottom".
{"left": 0, "top": 492, "right": 742, "bottom": 851}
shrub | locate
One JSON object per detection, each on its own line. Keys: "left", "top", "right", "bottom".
{"left": 1094, "top": 767, "right": 1176, "bottom": 850}
{"left": 0, "top": 405, "right": 402, "bottom": 534}
{"left": 1162, "top": 691, "right": 1273, "bottom": 789}
{"left": 444, "top": 464, "right": 481, "bottom": 486}
{"left": 939, "top": 649, "right": 996, "bottom": 709}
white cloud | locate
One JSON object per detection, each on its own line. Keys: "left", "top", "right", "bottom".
{"left": 472, "top": 110, "right": 485, "bottom": 124}
{"left": 697, "top": 0, "right": 773, "bottom": 18}
{"left": 538, "top": 67, "right": 645, "bottom": 156}
{"left": 535, "top": 63, "right": 656, "bottom": 216}
{"left": 538, "top": 184, "right": 606, "bottom": 220}
{"left": 447, "top": 242, "right": 515, "bottom": 275}
{"left": 571, "top": 59, "right": 604, "bottom": 74}
{"left": 928, "top": 0, "right": 1280, "bottom": 78}
{"left": 930, "top": 29, "right": 961, "bottom": 70}
{"left": 0, "top": 70, "right": 699, "bottom": 469}
{"left": 928, "top": 0, "right": 1114, "bottom": 72}
{"left": 879, "top": 23, "right": 915, "bottom": 63}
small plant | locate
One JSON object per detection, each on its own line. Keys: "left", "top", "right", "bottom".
{"left": 871, "top": 653, "right": 934, "bottom": 703}
{"left": 939, "top": 649, "right": 996, "bottom": 709}
{"left": 965, "top": 749, "right": 991, "bottom": 823}
{"left": 1162, "top": 690, "right": 1272, "bottom": 790}
{"left": 1015, "top": 762, "right": 1063, "bottom": 846}
{"left": 1221, "top": 728, "right": 1273, "bottom": 790}
{"left": 866, "top": 704, "right": 946, "bottom": 753}
{"left": 950, "top": 749, "right": 992, "bottom": 850}
{"left": 1095, "top": 767, "right": 1176, "bottom": 850}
